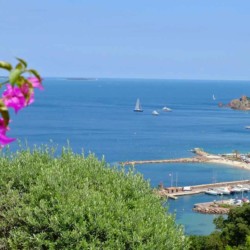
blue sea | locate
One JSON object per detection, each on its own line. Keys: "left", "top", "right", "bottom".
{"left": 8, "top": 78, "right": 250, "bottom": 235}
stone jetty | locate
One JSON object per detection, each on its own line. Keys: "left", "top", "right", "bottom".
{"left": 120, "top": 148, "right": 250, "bottom": 171}
{"left": 193, "top": 200, "right": 231, "bottom": 214}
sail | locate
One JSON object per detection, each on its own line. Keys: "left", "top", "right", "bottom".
{"left": 134, "top": 98, "right": 143, "bottom": 112}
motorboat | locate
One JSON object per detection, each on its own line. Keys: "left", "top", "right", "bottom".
{"left": 205, "top": 189, "right": 221, "bottom": 195}
{"left": 245, "top": 126, "right": 250, "bottom": 129}
{"left": 215, "top": 187, "right": 231, "bottom": 195}
{"left": 152, "top": 110, "right": 159, "bottom": 116}
{"left": 162, "top": 106, "right": 172, "bottom": 112}
{"left": 231, "top": 186, "right": 242, "bottom": 193}
{"left": 236, "top": 185, "right": 249, "bottom": 192}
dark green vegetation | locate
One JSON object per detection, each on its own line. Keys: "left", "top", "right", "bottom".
{"left": 0, "top": 146, "right": 189, "bottom": 249}
{"left": 190, "top": 204, "right": 250, "bottom": 250}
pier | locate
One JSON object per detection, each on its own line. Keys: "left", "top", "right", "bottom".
{"left": 157, "top": 179, "right": 250, "bottom": 199}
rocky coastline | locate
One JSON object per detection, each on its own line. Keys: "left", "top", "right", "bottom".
{"left": 219, "top": 95, "right": 250, "bottom": 110}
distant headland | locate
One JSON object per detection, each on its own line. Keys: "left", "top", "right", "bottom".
{"left": 65, "top": 77, "right": 98, "bottom": 81}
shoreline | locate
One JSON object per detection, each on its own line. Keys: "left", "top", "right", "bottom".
{"left": 194, "top": 148, "right": 250, "bottom": 170}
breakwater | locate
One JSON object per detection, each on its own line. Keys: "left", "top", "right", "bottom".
{"left": 120, "top": 157, "right": 205, "bottom": 166}
{"left": 193, "top": 200, "right": 231, "bottom": 214}
{"left": 120, "top": 148, "right": 250, "bottom": 171}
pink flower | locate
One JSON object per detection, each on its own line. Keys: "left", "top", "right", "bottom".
{"left": 19, "top": 83, "right": 34, "bottom": 105}
{"left": 2, "top": 84, "right": 26, "bottom": 113}
{"left": 28, "top": 77, "right": 43, "bottom": 90}
{"left": 0, "top": 118, "right": 15, "bottom": 146}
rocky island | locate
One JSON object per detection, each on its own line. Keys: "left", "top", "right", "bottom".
{"left": 228, "top": 95, "right": 250, "bottom": 110}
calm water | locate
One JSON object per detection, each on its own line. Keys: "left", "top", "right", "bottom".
{"left": 8, "top": 78, "right": 250, "bottom": 235}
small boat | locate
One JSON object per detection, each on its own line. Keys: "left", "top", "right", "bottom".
{"left": 213, "top": 94, "right": 216, "bottom": 100}
{"left": 162, "top": 106, "right": 172, "bottom": 112}
{"left": 236, "top": 185, "right": 249, "bottom": 192}
{"left": 231, "top": 187, "right": 242, "bottom": 193}
{"left": 205, "top": 189, "right": 221, "bottom": 195}
{"left": 134, "top": 98, "right": 143, "bottom": 112}
{"left": 152, "top": 110, "right": 159, "bottom": 116}
{"left": 215, "top": 187, "right": 231, "bottom": 195}
{"left": 245, "top": 126, "right": 250, "bottom": 129}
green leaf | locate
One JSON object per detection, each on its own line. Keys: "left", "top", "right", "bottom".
{"left": 9, "top": 69, "right": 22, "bottom": 85}
{"left": 28, "top": 69, "right": 41, "bottom": 81}
{"left": 15, "top": 63, "right": 23, "bottom": 70}
{"left": 0, "top": 100, "right": 9, "bottom": 126}
{"left": 0, "top": 61, "right": 12, "bottom": 71}
{"left": 16, "top": 57, "right": 27, "bottom": 68}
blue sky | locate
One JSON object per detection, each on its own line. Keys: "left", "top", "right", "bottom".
{"left": 1, "top": 0, "right": 250, "bottom": 80}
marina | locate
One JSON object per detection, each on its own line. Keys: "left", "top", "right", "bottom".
{"left": 157, "top": 179, "right": 250, "bottom": 199}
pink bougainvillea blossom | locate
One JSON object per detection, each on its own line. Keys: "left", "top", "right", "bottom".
{"left": 28, "top": 77, "right": 43, "bottom": 90}
{"left": 19, "top": 83, "right": 34, "bottom": 105}
{"left": 0, "top": 133, "right": 16, "bottom": 146}
{"left": 0, "top": 118, "right": 15, "bottom": 146}
{"left": 2, "top": 84, "right": 26, "bottom": 113}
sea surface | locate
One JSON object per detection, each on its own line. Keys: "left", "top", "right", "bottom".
{"left": 8, "top": 78, "right": 250, "bottom": 235}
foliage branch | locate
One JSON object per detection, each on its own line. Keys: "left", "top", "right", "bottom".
{"left": 0, "top": 58, "right": 43, "bottom": 146}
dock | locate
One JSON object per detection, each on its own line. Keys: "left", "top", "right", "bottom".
{"left": 157, "top": 179, "right": 250, "bottom": 199}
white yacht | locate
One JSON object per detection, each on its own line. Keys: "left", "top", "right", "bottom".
{"left": 231, "top": 186, "right": 242, "bottom": 193}
{"left": 205, "top": 189, "right": 222, "bottom": 195}
{"left": 152, "top": 110, "right": 159, "bottom": 116}
{"left": 162, "top": 106, "right": 172, "bottom": 112}
{"left": 215, "top": 187, "right": 231, "bottom": 195}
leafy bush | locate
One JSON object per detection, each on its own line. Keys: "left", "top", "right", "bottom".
{"left": 0, "top": 146, "right": 189, "bottom": 249}
{"left": 190, "top": 204, "right": 250, "bottom": 250}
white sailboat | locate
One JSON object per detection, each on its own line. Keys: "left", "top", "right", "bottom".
{"left": 134, "top": 98, "right": 143, "bottom": 112}
{"left": 212, "top": 94, "right": 216, "bottom": 100}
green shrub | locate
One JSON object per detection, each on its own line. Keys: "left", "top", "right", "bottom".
{"left": 190, "top": 204, "right": 250, "bottom": 250}
{"left": 0, "top": 146, "right": 189, "bottom": 249}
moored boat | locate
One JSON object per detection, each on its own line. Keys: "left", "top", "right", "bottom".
{"left": 205, "top": 189, "right": 222, "bottom": 195}
{"left": 231, "top": 187, "right": 242, "bottom": 193}
{"left": 215, "top": 187, "right": 231, "bottom": 195}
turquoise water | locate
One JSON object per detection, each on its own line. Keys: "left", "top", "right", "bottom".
{"left": 8, "top": 78, "right": 250, "bottom": 235}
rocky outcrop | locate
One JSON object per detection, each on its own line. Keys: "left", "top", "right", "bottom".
{"left": 193, "top": 204, "right": 230, "bottom": 214}
{"left": 229, "top": 95, "right": 250, "bottom": 110}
